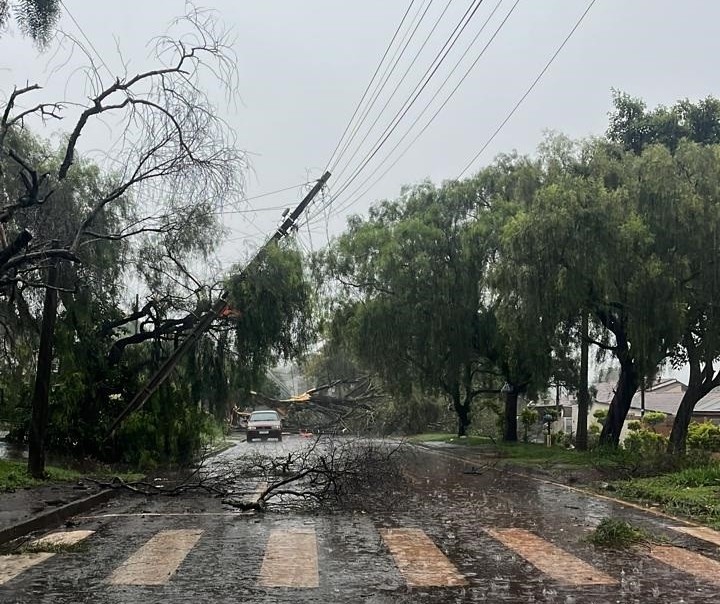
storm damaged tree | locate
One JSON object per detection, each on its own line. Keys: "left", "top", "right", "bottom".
{"left": 0, "top": 7, "right": 245, "bottom": 476}
{"left": 93, "top": 436, "right": 408, "bottom": 513}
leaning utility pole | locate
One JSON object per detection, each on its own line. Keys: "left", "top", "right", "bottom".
{"left": 107, "top": 171, "right": 331, "bottom": 436}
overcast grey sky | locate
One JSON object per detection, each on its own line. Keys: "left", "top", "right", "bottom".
{"left": 1, "top": 0, "right": 719, "bottom": 267}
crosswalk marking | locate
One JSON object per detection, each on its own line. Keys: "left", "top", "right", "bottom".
{"left": 485, "top": 528, "right": 617, "bottom": 586}
{"left": 672, "top": 526, "right": 720, "bottom": 547}
{"left": 379, "top": 528, "right": 467, "bottom": 587}
{"left": 108, "top": 529, "right": 203, "bottom": 586}
{"left": 258, "top": 528, "right": 319, "bottom": 588}
{"left": 0, "top": 553, "right": 54, "bottom": 585}
{"left": 33, "top": 530, "right": 95, "bottom": 547}
{"left": 648, "top": 545, "right": 720, "bottom": 585}
{"left": 0, "top": 530, "right": 95, "bottom": 585}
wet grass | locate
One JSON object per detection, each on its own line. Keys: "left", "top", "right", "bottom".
{"left": 0, "top": 459, "right": 144, "bottom": 491}
{"left": 412, "top": 434, "right": 599, "bottom": 466}
{"left": 408, "top": 433, "right": 492, "bottom": 446}
{"left": 0, "top": 460, "right": 81, "bottom": 491}
{"left": 586, "top": 518, "right": 658, "bottom": 548}
{"left": 612, "top": 463, "right": 720, "bottom": 528}
{"left": 492, "top": 442, "right": 597, "bottom": 466}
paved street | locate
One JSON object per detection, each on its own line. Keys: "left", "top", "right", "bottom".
{"left": 1, "top": 437, "right": 719, "bottom": 602}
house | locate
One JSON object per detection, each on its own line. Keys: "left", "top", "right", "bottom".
{"left": 529, "top": 376, "right": 720, "bottom": 443}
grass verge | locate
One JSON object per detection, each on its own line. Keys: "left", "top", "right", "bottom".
{"left": 409, "top": 434, "right": 598, "bottom": 466}
{"left": 611, "top": 464, "right": 720, "bottom": 529}
{"left": 0, "top": 459, "right": 143, "bottom": 491}
{"left": 408, "top": 433, "right": 493, "bottom": 446}
{"left": 0, "top": 460, "right": 81, "bottom": 490}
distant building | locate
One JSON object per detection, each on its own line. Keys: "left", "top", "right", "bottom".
{"left": 528, "top": 376, "right": 720, "bottom": 442}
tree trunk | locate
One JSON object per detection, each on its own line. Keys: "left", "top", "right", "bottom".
{"left": 599, "top": 358, "right": 640, "bottom": 447}
{"left": 668, "top": 386, "right": 702, "bottom": 455}
{"left": 503, "top": 387, "right": 518, "bottom": 442}
{"left": 456, "top": 400, "right": 470, "bottom": 437}
{"left": 576, "top": 313, "right": 590, "bottom": 451}
{"left": 28, "top": 255, "right": 60, "bottom": 478}
{"left": 450, "top": 379, "right": 471, "bottom": 437}
{"left": 667, "top": 351, "right": 719, "bottom": 454}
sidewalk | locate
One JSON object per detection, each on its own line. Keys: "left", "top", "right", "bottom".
{"left": 0, "top": 481, "right": 113, "bottom": 545}
{"left": 0, "top": 437, "right": 242, "bottom": 545}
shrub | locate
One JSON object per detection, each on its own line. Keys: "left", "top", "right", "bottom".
{"left": 623, "top": 428, "right": 668, "bottom": 456}
{"left": 627, "top": 420, "right": 642, "bottom": 432}
{"left": 687, "top": 421, "right": 720, "bottom": 452}
{"left": 593, "top": 408, "right": 608, "bottom": 425}
{"left": 586, "top": 518, "right": 655, "bottom": 548}
{"left": 520, "top": 408, "right": 538, "bottom": 442}
{"left": 642, "top": 411, "right": 667, "bottom": 432}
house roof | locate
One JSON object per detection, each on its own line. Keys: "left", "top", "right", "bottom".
{"left": 556, "top": 375, "right": 720, "bottom": 416}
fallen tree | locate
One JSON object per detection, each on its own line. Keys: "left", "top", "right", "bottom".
{"left": 90, "top": 435, "right": 408, "bottom": 512}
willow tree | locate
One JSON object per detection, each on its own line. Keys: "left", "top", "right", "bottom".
{"left": 607, "top": 93, "right": 720, "bottom": 453}
{"left": 498, "top": 138, "right": 686, "bottom": 447}
{"left": 322, "top": 182, "right": 497, "bottom": 437}
{"left": 0, "top": 0, "right": 60, "bottom": 46}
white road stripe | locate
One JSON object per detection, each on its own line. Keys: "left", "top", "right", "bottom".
{"left": 485, "top": 528, "right": 617, "bottom": 586}
{"left": 258, "top": 528, "right": 319, "bottom": 588}
{"left": 380, "top": 528, "right": 467, "bottom": 587}
{"left": 648, "top": 545, "right": 720, "bottom": 585}
{"left": 108, "top": 529, "right": 203, "bottom": 585}
{"left": 672, "top": 526, "right": 720, "bottom": 547}
{"left": 32, "top": 530, "right": 95, "bottom": 547}
{"left": 0, "top": 553, "right": 53, "bottom": 585}
{"left": 0, "top": 530, "right": 95, "bottom": 585}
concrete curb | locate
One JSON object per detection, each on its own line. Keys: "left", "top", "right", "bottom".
{"left": 0, "top": 489, "right": 114, "bottom": 545}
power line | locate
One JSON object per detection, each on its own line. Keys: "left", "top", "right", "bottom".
{"left": 457, "top": 0, "right": 597, "bottom": 178}
{"left": 322, "top": 0, "right": 514, "bottom": 222}
{"left": 59, "top": 0, "right": 114, "bottom": 78}
{"left": 317, "top": 0, "right": 487, "bottom": 217}
{"left": 212, "top": 182, "right": 313, "bottom": 215}
{"left": 330, "top": 0, "right": 434, "bottom": 175}
{"left": 324, "top": 0, "right": 417, "bottom": 173}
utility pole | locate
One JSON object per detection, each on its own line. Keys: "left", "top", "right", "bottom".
{"left": 107, "top": 172, "right": 330, "bottom": 436}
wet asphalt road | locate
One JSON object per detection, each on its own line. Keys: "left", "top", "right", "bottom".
{"left": 1, "top": 436, "right": 718, "bottom": 603}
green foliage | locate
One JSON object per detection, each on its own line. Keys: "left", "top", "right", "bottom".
{"left": 687, "top": 421, "right": 720, "bottom": 452}
{"left": 0, "top": 460, "right": 80, "bottom": 491}
{"left": 614, "top": 464, "right": 720, "bottom": 527}
{"left": 642, "top": 411, "right": 667, "bottom": 429}
{"left": 608, "top": 91, "right": 720, "bottom": 154}
{"left": 226, "top": 242, "right": 314, "bottom": 391}
{"left": 593, "top": 409, "right": 608, "bottom": 424}
{"left": 520, "top": 407, "right": 538, "bottom": 442}
{"left": 627, "top": 420, "right": 642, "bottom": 432}
{"left": 586, "top": 518, "right": 655, "bottom": 548}
{"left": 0, "top": 0, "right": 61, "bottom": 46}
{"left": 623, "top": 428, "right": 669, "bottom": 456}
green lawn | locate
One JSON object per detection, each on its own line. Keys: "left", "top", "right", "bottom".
{"left": 0, "top": 459, "right": 81, "bottom": 490}
{"left": 407, "top": 433, "right": 493, "bottom": 446}
{"left": 0, "top": 459, "right": 144, "bottom": 491}
{"left": 409, "top": 433, "right": 595, "bottom": 465}
{"left": 612, "top": 464, "right": 720, "bottom": 529}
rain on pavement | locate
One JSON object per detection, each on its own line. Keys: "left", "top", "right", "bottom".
{"left": 0, "top": 436, "right": 718, "bottom": 603}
